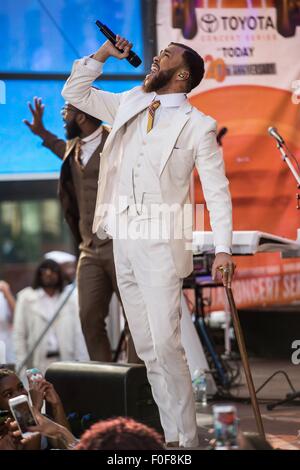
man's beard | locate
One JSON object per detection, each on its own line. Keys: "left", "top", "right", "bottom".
{"left": 64, "top": 118, "right": 81, "bottom": 139}
{"left": 142, "top": 67, "right": 178, "bottom": 93}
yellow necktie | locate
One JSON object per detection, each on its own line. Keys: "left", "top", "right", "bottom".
{"left": 74, "top": 139, "right": 84, "bottom": 169}
{"left": 147, "top": 100, "right": 161, "bottom": 133}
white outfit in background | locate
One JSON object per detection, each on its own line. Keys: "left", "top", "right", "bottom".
{"left": 13, "top": 285, "right": 89, "bottom": 375}
{"left": 62, "top": 58, "right": 232, "bottom": 447}
{"left": 0, "top": 292, "right": 14, "bottom": 363}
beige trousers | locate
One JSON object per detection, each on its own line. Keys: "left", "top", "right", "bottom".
{"left": 113, "top": 214, "right": 199, "bottom": 447}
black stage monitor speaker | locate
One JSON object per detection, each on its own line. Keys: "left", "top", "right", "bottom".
{"left": 45, "top": 362, "right": 162, "bottom": 436}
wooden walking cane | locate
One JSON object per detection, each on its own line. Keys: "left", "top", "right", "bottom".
{"left": 225, "top": 286, "right": 265, "bottom": 439}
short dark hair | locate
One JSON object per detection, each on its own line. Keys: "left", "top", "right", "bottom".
{"left": 75, "top": 417, "right": 164, "bottom": 450}
{"left": 171, "top": 42, "right": 205, "bottom": 92}
{"left": 64, "top": 101, "right": 102, "bottom": 127}
{"left": 32, "top": 259, "right": 64, "bottom": 292}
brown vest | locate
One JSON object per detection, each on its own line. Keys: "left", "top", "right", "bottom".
{"left": 59, "top": 127, "right": 110, "bottom": 250}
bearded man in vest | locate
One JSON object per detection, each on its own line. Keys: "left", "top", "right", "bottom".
{"left": 62, "top": 36, "right": 235, "bottom": 448}
{"left": 24, "top": 98, "right": 138, "bottom": 363}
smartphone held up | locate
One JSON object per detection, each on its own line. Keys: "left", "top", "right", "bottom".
{"left": 8, "top": 394, "right": 38, "bottom": 438}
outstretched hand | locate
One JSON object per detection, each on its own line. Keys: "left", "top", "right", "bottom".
{"left": 23, "top": 97, "right": 46, "bottom": 137}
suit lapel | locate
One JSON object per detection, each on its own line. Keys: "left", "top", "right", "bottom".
{"left": 64, "top": 138, "right": 79, "bottom": 160}
{"left": 159, "top": 101, "right": 192, "bottom": 176}
{"left": 100, "top": 94, "right": 192, "bottom": 176}
{"left": 103, "top": 92, "right": 155, "bottom": 152}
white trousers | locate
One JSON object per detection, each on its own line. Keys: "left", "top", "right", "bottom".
{"left": 113, "top": 215, "right": 199, "bottom": 447}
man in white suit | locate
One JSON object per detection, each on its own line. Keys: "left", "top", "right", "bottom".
{"left": 62, "top": 36, "right": 235, "bottom": 448}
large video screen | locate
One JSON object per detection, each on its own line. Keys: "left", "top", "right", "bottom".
{"left": 0, "top": 79, "right": 141, "bottom": 180}
{"left": 0, "top": 0, "right": 144, "bottom": 75}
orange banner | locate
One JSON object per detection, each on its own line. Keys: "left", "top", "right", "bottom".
{"left": 157, "top": 0, "right": 300, "bottom": 309}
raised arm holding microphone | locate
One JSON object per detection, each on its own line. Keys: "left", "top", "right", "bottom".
{"left": 62, "top": 34, "right": 234, "bottom": 448}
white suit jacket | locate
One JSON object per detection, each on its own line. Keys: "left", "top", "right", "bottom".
{"left": 62, "top": 58, "right": 232, "bottom": 277}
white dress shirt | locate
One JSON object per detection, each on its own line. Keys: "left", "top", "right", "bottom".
{"left": 80, "top": 126, "right": 103, "bottom": 166}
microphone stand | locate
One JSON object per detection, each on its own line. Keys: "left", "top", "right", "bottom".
{"left": 276, "top": 141, "right": 300, "bottom": 209}
{"left": 255, "top": 139, "right": 300, "bottom": 410}
{"left": 225, "top": 287, "right": 265, "bottom": 439}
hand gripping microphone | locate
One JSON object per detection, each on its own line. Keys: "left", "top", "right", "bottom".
{"left": 268, "top": 127, "right": 285, "bottom": 145}
{"left": 95, "top": 20, "right": 142, "bottom": 68}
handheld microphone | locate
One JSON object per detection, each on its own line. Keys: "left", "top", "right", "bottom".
{"left": 268, "top": 126, "right": 285, "bottom": 145}
{"left": 95, "top": 20, "right": 142, "bottom": 68}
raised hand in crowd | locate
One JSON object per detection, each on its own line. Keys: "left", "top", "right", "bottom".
{"left": 19, "top": 410, "right": 77, "bottom": 450}
{"left": 0, "top": 418, "right": 23, "bottom": 450}
{"left": 3, "top": 418, "right": 41, "bottom": 450}
{"left": 29, "top": 379, "right": 70, "bottom": 430}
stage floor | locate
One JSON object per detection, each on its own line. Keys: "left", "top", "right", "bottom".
{"left": 196, "top": 357, "right": 300, "bottom": 450}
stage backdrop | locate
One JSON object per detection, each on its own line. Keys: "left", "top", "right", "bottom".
{"left": 157, "top": 0, "right": 300, "bottom": 310}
